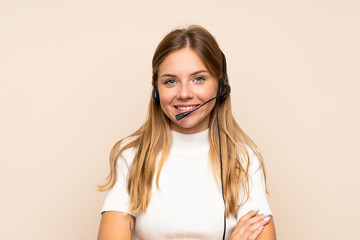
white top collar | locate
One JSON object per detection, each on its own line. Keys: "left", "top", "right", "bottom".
{"left": 171, "top": 129, "right": 209, "bottom": 154}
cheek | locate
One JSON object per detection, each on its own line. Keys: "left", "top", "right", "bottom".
{"left": 204, "top": 101, "right": 216, "bottom": 114}
{"left": 159, "top": 88, "right": 177, "bottom": 106}
{"left": 199, "top": 79, "right": 219, "bottom": 98}
{"left": 159, "top": 95, "right": 175, "bottom": 117}
{"left": 199, "top": 87, "right": 218, "bottom": 100}
{"left": 159, "top": 95, "right": 172, "bottom": 108}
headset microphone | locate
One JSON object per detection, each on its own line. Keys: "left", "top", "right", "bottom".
{"left": 175, "top": 96, "right": 217, "bottom": 121}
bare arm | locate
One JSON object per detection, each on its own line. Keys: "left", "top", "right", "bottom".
{"left": 257, "top": 217, "right": 276, "bottom": 240}
{"left": 97, "top": 211, "right": 134, "bottom": 240}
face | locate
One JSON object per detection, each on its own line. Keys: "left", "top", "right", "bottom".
{"left": 157, "top": 47, "right": 218, "bottom": 134}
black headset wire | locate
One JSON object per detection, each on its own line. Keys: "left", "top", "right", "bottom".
{"left": 217, "top": 101, "right": 226, "bottom": 240}
{"left": 219, "top": 52, "right": 227, "bottom": 240}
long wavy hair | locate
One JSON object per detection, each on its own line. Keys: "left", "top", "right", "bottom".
{"left": 98, "top": 25, "right": 266, "bottom": 217}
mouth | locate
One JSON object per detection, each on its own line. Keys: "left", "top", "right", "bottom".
{"left": 175, "top": 105, "right": 199, "bottom": 113}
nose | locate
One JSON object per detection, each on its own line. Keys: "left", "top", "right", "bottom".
{"left": 177, "top": 82, "right": 194, "bottom": 100}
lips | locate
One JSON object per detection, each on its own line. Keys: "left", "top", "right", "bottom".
{"left": 175, "top": 105, "right": 199, "bottom": 113}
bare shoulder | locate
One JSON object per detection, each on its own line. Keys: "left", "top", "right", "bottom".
{"left": 98, "top": 211, "right": 135, "bottom": 240}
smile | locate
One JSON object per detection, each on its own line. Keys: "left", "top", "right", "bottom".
{"left": 175, "top": 105, "right": 199, "bottom": 111}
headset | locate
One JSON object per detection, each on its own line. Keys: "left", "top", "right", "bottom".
{"left": 152, "top": 52, "right": 230, "bottom": 240}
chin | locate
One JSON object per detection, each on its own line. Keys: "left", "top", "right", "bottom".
{"left": 172, "top": 120, "right": 207, "bottom": 133}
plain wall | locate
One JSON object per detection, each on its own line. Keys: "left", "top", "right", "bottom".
{"left": 1, "top": 0, "right": 359, "bottom": 239}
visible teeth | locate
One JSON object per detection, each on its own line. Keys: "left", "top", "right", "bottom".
{"left": 177, "top": 106, "right": 196, "bottom": 111}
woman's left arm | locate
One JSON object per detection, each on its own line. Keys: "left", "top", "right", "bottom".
{"left": 235, "top": 149, "right": 277, "bottom": 240}
{"left": 257, "top": 217, "right": 276, "bottom": 240}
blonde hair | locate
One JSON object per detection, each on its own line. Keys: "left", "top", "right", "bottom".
{"left": 98, "top": 25, "right": 266, "bottom": 217}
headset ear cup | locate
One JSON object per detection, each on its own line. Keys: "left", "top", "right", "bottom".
{"left": 152, "top": 87, "right": 160, "bottom": 105}
{"left": 218, "top": 52, "right": 230, "bottom": 103}
{"left": 218, "top": 84, "right": 231, "bottom": 102}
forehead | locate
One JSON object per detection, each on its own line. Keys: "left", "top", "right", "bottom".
{"left": 158, "top": 47, "right": 209, "bottom": 75}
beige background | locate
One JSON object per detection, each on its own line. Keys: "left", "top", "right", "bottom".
{"left": 1, "top": 0, "right": 359, "bottom": 239}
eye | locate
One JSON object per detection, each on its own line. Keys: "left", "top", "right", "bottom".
{"left": 194, "top": 76, "right": 205, "bottom": 83}
{"left": 164, "top": 79, "right": 177, "bottom": 85}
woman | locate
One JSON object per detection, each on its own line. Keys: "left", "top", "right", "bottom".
{"left": 98, "top": 25, "right": 276, "bottom": 240}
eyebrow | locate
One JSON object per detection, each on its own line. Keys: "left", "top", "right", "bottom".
{"left": 160, "top": 70, "right": 208, "bottom": 78}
